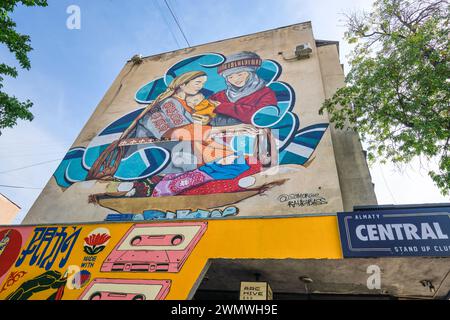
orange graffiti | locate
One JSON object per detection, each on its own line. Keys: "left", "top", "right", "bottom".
{"left": 1, "top": 271, "right": 27, "bottom": 293}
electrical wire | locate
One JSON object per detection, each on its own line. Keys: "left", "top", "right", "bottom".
{"left": 0, "top": 184, "right": 43, "bottom": 190}
{"left": 0, "top": 151, "right": 66, "bottom": 159}
{"left": 154, "top": 0, "right": 182, "bottom": 48}
{"left": 0, "top": 158, "right": 61, "bottom": 174}
{"left": 163, "top": 0, "right": 191, "bottom": 47}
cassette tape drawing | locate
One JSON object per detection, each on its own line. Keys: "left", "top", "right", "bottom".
{"left": 78, "top": 278, "right": 171, "bottom": 300}
{"left": 101, "top": 222, "right": 207, "bottom": 273}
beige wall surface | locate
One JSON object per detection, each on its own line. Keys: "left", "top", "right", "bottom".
{"left": 0, "top": 194, "right": 20, "bottom": 225}
{"left": 24, "top": 22, "right": 373, "bottom": 224}
{"left": 316, "top": 44, "right": 377, "bottom": 211}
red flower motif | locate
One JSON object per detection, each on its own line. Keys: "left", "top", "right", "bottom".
{"left": 84, "top": 233, "right": 111, "bottom": 246}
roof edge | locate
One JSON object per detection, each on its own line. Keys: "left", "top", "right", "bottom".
{"left": 0, "top": 193, "right": 21, "bottom": 210}
{"left": 128, "top": 21, "right": 314, "bottom": 63}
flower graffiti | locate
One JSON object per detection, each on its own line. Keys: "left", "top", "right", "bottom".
{"left": 83, "top": 228, "right": 111, "bottom": 255}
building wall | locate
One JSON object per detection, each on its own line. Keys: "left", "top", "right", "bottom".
{"left": 0, "top": 194, "right": 20, "bottom": 225}
{"left": 316, "top": 44, "right": 377, "bottom": 211}
{"left": 23, "top": 22, "right": 374, "bottom": 224}
{"left": 0, "top": 216, "right": 341, "bottom": 300}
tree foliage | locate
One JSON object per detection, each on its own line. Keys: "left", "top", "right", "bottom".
{"left": 320, "top": 0, "right": 450, "bottom": 195}
{"left": 0, "top": 0, "right": 48, "bottom": 133}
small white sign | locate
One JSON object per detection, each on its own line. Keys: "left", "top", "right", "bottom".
{"left": 239, "top": 282, "right": 273, "bottom": 300}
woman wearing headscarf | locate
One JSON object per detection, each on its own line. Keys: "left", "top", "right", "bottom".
{"left": 130, "top": 71, "right": 207, "bottom": 140}
{"left": 87, "top": 70, "right": 233, "bottom": 180}
{"left": 209, "top": 51, "right": 278, "bottom": 126}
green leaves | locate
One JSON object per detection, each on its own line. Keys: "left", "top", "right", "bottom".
{"left": 0, "top": 91, "right": 34, "bottom": 128}
{"left": 321, "top": 0, "right": 450, "bottom": 195}
{"left": 0, "top": 0, "right": 48, "bottom": 134}
{"left": 83, "top": 245, "right": 106, "bottom": 255}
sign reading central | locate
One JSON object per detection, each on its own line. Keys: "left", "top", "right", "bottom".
{"left": 338, "top": 206, "right": 450, "bottom": 257}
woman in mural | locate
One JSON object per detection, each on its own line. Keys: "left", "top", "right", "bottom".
{"left": 209, "top": 51, "right": 278, "bottom": 126}
{"left": 87, "top": 71, "right": 238, "bottom": 181}
{"left": 130, "top": 71, "right": 207, "bottom": 140}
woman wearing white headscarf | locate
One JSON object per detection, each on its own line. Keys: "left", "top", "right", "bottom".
{"left": 209, "top": 51, "right": 277, "bottom": 126}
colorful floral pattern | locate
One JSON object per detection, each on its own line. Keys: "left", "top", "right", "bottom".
{"left": 83, "top": 229, "right": 111, "bottom": 256}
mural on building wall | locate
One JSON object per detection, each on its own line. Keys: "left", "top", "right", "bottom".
{"left": 6, "top": 270, "right": 68, "bottom": 300}
{"left": 101, "top": 222, "right": 207, "bottom": 273}
{"left": 0, "top": 222, "right": 204, "bottom": 300}
{"left": 78, "top": 278, "right": 171, "bottom": 300}
{"left": 0, "top": 228, "right": 33, "bottom": 284}
{"left": 0, "top": 224, "right": 184, "bottom": 300}
{"left": 104, "top": 206, "right": 238, "bottom": 221}
{"left": 14, "top": 226, "right": 82, "bottom": 271}
{"left": 83, "top": 228, "right": 111, "bottom": 255}
{"left": 0, "top": 216, "right": 342, "bottom": 300}
{"left": 52, "top": 51, "right": 329, "bottom": 218}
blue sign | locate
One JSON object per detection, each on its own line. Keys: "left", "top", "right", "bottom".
{"left": 338, "top": 206, "right": 450, "bottom": 257}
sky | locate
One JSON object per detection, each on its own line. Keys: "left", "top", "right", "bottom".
{"left": 0, "top": 0, "right": 448, "bottom": 224}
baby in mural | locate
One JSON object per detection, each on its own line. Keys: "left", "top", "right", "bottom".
{"left": 185, "top": 93, "right": 217, "bottom": 125}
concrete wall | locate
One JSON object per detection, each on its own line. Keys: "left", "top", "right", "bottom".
{"left": 23, "top": 22, "right": 374, "bottom": 224}
{"left": 0, "top": 216, "right": 342, "bottom": 300}
{"left": 2, "top": 217, "right": 448, "bottom": 300}
{"left": 0, "top": 194, "right": 20, "bottom": 225}
{"left": 316, "top": 43, "right": 377, "bottom": 210}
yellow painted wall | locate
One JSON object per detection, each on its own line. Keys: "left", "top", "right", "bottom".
{"left": 0, "top": 215, "right": 341, "bottom": 300}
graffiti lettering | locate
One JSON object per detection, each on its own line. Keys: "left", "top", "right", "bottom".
{"left": 81, "top": 255, "right": 97, "bottom": 268}
{"left": 15, "top": 227, "right": 82, "bottom": 271}
{"left": 278, "top": 193, "right": 328, "bottom": 208}
{"left": 105, "top": 206, "right": 239, "bottom": 221}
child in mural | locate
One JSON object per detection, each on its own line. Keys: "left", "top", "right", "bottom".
{"left": 209, "top": 51, "right": 278, "bottom": 126}
{"left": 52, "top": 49, "right": 330, "bottom": 219}
{"left": 88, "top": 70, "right": 264, "bottom": 201}
{"left": 185, "top": 93, "right": 217, "bottom": 125}
{"left": 86, "top": 52, "right": 291, "bottom": 211}
{"left": 88, "top": 71, "right": 234, "bottom": 181}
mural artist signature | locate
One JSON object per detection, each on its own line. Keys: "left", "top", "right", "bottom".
{"left": 277, "top": 193, "right": 328, "bottom": 208}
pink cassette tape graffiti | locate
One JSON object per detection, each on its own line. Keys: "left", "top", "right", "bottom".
{"left": 101, "top": 222, "right": 207, "bottom": 273}
{"left": 78, "top": 278, "right": 171, "bottom": 300}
